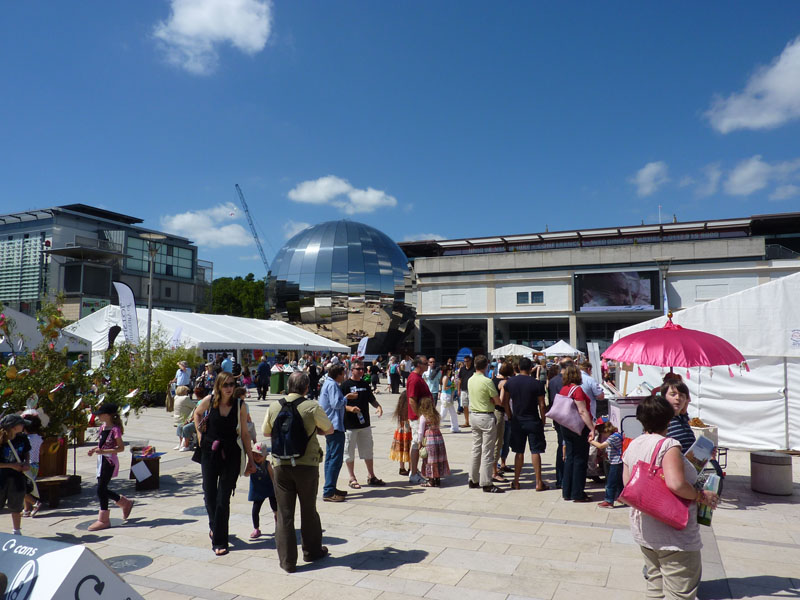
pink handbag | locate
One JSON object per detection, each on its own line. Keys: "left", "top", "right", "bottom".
{"left": 545, "top": 385, "right": 585, "bottom": 434}
{"left": 619, "top": 437, "right": 691, "bottom": 530}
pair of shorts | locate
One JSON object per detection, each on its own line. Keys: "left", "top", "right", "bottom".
{"left": 409, "top": 418, "right": 420, "bottom": 451}
{"left": 460, "top": 391, "right": 470, "bottom": 407}
{"left": 509, "top": 419, "right": 547, "bottom": 454}
{"left": 344, "top": 427, "right": 374, "bottom": 462}
{"left": 0, "top": 479, "right": 26, "bottom": 513}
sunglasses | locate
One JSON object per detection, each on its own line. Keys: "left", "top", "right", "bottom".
{"left": 352, "top": 367, "right": 364, "bottom": 371}
{"left": 221, "top": 382, "right": 235, "bottom": 388}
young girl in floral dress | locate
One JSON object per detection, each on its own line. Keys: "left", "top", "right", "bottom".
{"left": 389, "top": 391, "right": 411, "bottom": 475}
{"left": 418, "top": 396, "right": 450, "bottom": 487}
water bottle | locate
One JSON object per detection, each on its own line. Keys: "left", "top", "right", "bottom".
{"left": 357, "top": 411, "right": 366, "bottom": 425}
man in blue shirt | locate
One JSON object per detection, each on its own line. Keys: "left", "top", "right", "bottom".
{"left": 256, "top": 355, "right": 271, "bottom": 400}
{"left": 220, "top": 354, "right": 234, "bottom": 374}
{"left": 318, "top": 364, "right": 357, "bottom": 502}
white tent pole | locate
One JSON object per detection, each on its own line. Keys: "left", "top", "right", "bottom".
{"left": 784, "top": 358, "right": 790, "bottom": 450}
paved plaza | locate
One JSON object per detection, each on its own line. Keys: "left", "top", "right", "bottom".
{"left": 15, "top": 389, "right": 800, "bottom": 600}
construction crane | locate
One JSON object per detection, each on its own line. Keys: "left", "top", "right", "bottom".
{"left": 235, "top": 184, "right": 270, "bottom": 277}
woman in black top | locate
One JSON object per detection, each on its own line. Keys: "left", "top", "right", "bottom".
{"left": 491, "top": 361, "right": 514, "bottom": 483}
{"left": 194, "top": 371, "right": 256, "bottom": 555}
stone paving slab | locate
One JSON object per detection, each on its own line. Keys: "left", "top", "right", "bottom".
{"left": 9, "top": 387, "right": 800, "bottom": 599}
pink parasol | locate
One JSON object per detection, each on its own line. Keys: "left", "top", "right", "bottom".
{"left": 603, "top": 316, "right": 745, "bottom": 370}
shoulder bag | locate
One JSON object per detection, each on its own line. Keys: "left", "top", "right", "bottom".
{"left": 545, "top": 385, "right": 585, "bottom": 434}
{"left": 619, "top": 437, "right": 691, "bottom": 530}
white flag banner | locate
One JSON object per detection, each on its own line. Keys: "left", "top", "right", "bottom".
{"left": 112, "top": 281, "right": 139, "bottom": 345}
{"left": 356, "top": 336, "right": 369, "bottom": 358}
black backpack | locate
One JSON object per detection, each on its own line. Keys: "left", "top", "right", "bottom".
{"left": 271, "top": 397, "right": 313, "bottom": 465}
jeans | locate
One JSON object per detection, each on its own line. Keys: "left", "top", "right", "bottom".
{"left": 553, "top": 423, "right": 565, "bottom": 487}
{"left": 562, "top": 426, "right": 590, "bottom": 500}
{"left": 323, "top": 430, "right": 345, "bottom": 498}
{"left": 201, "top": 448, "right": 240, "bottom": 549}
{"left": 501, "top": 419, "right": 512, "bottom": 461}
{"left": 605, "top": 462, "right": 624, "bottom": 503}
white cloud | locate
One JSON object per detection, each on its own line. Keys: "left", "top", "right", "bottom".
{"left": 402, "top": 233, "right": 443, "bottom": 242}
{"left": 696, "top": 162, "right": 722, "bottom": 197}
{"left": 770, "top": 184, "right": 800, "bottom": 201}
{"left": 160, "top": 202, "right": 253, "bottom": 247}
{"left": 723, "top": 155, "right": 800, "bottom": 196}
{"left": 288, "top": 175, "right": 397, "bottom": 214}
{"left": 153, "top": 0, "right": 272, "bottom": 75}
{"left": 283, "top": 220, "right": 311, "bottom": 239}
{"left": 629, "top": 161, "right": 669, "bottom": 197}
{"left": 706, "top": 36, "right": 800, "bottom": 133}
{"left": 678, "top": 176, "right": 695, "bottom": 188}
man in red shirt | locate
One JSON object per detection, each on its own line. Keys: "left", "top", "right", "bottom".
{"left": 406, "top": 356, "right": 431, "bottom": 485}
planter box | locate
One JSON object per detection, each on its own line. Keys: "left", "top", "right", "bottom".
{"left": 691, "top": 425, "right": 718, "bottom": 447}
{"left": 38, "top": 436, "right": 68, "bottom": 478}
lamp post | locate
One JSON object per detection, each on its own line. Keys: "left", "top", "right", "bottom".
{"left": 653, "top": 256, "right": 673, "bottom": 317}
{"left": 140, "top": 232, "right": 166, "bottom": 366}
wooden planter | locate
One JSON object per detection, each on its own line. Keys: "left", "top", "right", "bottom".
{"left": 38, "top": 436, "right": 68, "bottom": 478}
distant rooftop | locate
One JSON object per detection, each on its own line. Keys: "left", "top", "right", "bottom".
{"left": 0, "top": 203, "right": 142, "bottom": 225}
{"left": 398, "top": 211, "right": 800, "bottom": 258}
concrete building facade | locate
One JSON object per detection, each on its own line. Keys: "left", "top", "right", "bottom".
{"left": 399, "top": 212, "right": 800, "bottom": 359}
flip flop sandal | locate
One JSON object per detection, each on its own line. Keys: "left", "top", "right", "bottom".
{"left": 348, "top": 480, "right": 362, "bottom": 489}
{"left": 511, "top": 481, "right": 521, "bottom": 490}
{"left": 492, "top": 475, "right": 507, "bottom": 483}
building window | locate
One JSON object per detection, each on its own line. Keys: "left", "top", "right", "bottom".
{"left": 531, "top": 291, "right": 544, "bottom": 304}
{"left": 125, "top": 236, "right": 194, "bottom": 280}
{"left": 164, "top": 286, "right": 171, "bottom": 298}
{"left": 516, "top": 292, "right": 529, "bottom": 304}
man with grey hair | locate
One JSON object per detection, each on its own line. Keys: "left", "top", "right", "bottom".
{"left": 263, "top": 371, "right": 333, "bottom": 573}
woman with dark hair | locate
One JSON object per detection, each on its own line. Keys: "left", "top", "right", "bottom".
{"left": 491, "top": 361, "right": 514, "bottom": 482}
{"left": 559, "top": 364, "right": 595, "bottom": 502}
{"left": 624, "top": 396, "right": 718, "bottom": 599}
{"left": 194, "top": 372, "right": 256, "bottom": 555}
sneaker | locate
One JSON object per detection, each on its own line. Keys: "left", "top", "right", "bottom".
{"left": 409, "top": 473, "right": 426, "bottom": 485}
{"left": 334, "top": 488, "right": 348, "bottom": 497}
{"left": 250, "top": 528, "right": 262, "bottom": 539}
{"left": 467, "top": 480, "right": 481, "bottom": 489}
{"left": 30, "top": 502, "right": 41, "bottom": 517}
{"left": 483, "top": 485, "right": 505, "bottom": 494}
{"left": 179, "top": 446, "right": 192, "bottom": 452}
{"left": 173, "top": 445, "right": 182, "bottom": 450}
{"left": 22, "top": 510, "right": 31, "bottom": 518}
{"left": 597, "top": 501, "right": 614, "bottom": 508}
{"left": 323, "top": 495, "right": 344, "bottom": 503}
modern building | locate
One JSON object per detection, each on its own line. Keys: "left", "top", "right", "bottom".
{"left": 399, "top": 212, "right": 800, "bottom": 359}
{"left": 0, "top": 204, "right": 212, "bottom": 320}
{"left": 268, "top": 220, "right": 414, "bottom": 351}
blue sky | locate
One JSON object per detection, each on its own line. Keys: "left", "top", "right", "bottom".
{"left": 2, "top": 2, "right": 800, "bottom": 278}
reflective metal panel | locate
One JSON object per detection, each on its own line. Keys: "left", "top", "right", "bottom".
{"left": 268, "top": 220, "right": 413, "bottom": 349}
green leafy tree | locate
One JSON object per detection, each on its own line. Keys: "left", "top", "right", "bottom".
{"left": 208, "top": 273, "right": 266, "bottom": 318}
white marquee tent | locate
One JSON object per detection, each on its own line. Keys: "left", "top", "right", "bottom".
{"left": 65, "top": 305, "right": 349, "bottom": 367}
{"left": 613, "top": 272, "right": 800, "bottom": 450}
{"left": 1, "top": 306, "right": 90, "bottom": 354}
{"left": 490, "top": 343, "right": 536, "bottom": 359}
{"left": 544, "top": 340, "right": 580, "bottom": 357}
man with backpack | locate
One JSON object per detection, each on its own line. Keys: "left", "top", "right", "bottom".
{"left": 262, "top": 372, "right": 333, "bottom": 573}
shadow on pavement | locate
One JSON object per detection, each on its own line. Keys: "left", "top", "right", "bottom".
{"left": 297, "top": 546, "right": 428, "bottom": 572}
{"left": 700, "top": 575, "right": 800, "bottom": 599}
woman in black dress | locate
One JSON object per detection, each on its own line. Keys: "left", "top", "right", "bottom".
{"left": 194, "top": 371, "right": 256, "bottom": 555}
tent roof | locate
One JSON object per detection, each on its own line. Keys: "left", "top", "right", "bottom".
{"left": 614, "top": 271, "right": 800, "bottom": 358}
{"left": 490, "top": 343, "right": 535, "bottom": 358}
{"left": 65, "top": 306, "right": 350, "bottom": 354}
{"left": 544, "top": 339, "right": 580, "bottom": 357}
{"left": 0, "top": 306, "right": 91, "bottom": 353}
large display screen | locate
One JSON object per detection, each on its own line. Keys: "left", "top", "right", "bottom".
{"left": 575, "top": 271, "right": 659, "bottom": 312}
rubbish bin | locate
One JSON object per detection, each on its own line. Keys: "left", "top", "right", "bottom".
{"left": 270, "top": 372, "right": 286, "bottom": 395}
{"left": 750, "top": 451, "right": 793, "bottom": 496}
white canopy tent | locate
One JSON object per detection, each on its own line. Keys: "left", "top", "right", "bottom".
{"left": 544, "top": 339, "right": 580, "bottom": 357}
{"left": 65, "top": 305, "right": 349, "bottom": 367}
{"left": 1, "top": 306, "right": 90, "bottom": 354}
{"left": 612, "top": 272, "right": 800, "bottom": 450}
{"left": 490, "top": 343, "right": 536, "bottom": 359}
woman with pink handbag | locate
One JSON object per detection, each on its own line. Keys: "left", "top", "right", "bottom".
{"left": 558, "top": 365, "right": 596, "bottom": 502}
{"left": 622, "top": 396, "right": 718, "bottom": 599}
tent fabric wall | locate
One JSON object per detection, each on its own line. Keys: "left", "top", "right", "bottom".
{"left": 0, "top": 306, "right": 91, "bottom": 353}
{"left": 65, "top": 305, "right": 350, "bottom": 367}
{"left": 612, "top": 272, "right": 800, "bottom": 450}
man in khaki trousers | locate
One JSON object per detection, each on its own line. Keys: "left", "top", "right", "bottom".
{"left": 466, "top": 355, "right": 504, "bottom": 493}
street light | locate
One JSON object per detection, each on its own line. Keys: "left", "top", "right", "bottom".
{"left": 653, "top": 256, "right": 673, "bottom": 317}
{"left": 140, "top": 232, "right": 166, "bottom": 366}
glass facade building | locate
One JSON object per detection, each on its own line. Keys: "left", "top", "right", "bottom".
{"left": 268, "top": 220, "right": 413, "bottom": 349}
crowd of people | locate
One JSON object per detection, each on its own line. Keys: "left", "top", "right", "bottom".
{"left": 0, "top": 346, "right": 718, "bottom": 597}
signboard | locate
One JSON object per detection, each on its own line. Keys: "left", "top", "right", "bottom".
{"left": 80, "top": 297, "right": 109, "bottom": 319}
{"left": 0, "top": 532, "right": 143, "bottom": 600}
{"left": 574, "top": 271, "right": 659, "bottom": 312}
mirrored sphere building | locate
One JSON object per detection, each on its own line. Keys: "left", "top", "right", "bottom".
{"left": 268, "top": 220, "right": 414, "bottom": 350}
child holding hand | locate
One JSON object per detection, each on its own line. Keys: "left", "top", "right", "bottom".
{"left": 590, "top": 420, "right": 624, "bottom": 508}
{"left": 249, "top": 442, "right": 277, "bottom": 539}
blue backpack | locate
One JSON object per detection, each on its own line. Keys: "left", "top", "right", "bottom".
{"left": 270, "top": 397, "right": 312, "bottom": 465}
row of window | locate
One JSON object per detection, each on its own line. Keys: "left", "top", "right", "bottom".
{"left": 516, "top": 291, "right": 544, "bottom": 304}
{"left": 126, "top": 237, "right": 194, "bottom": 280}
